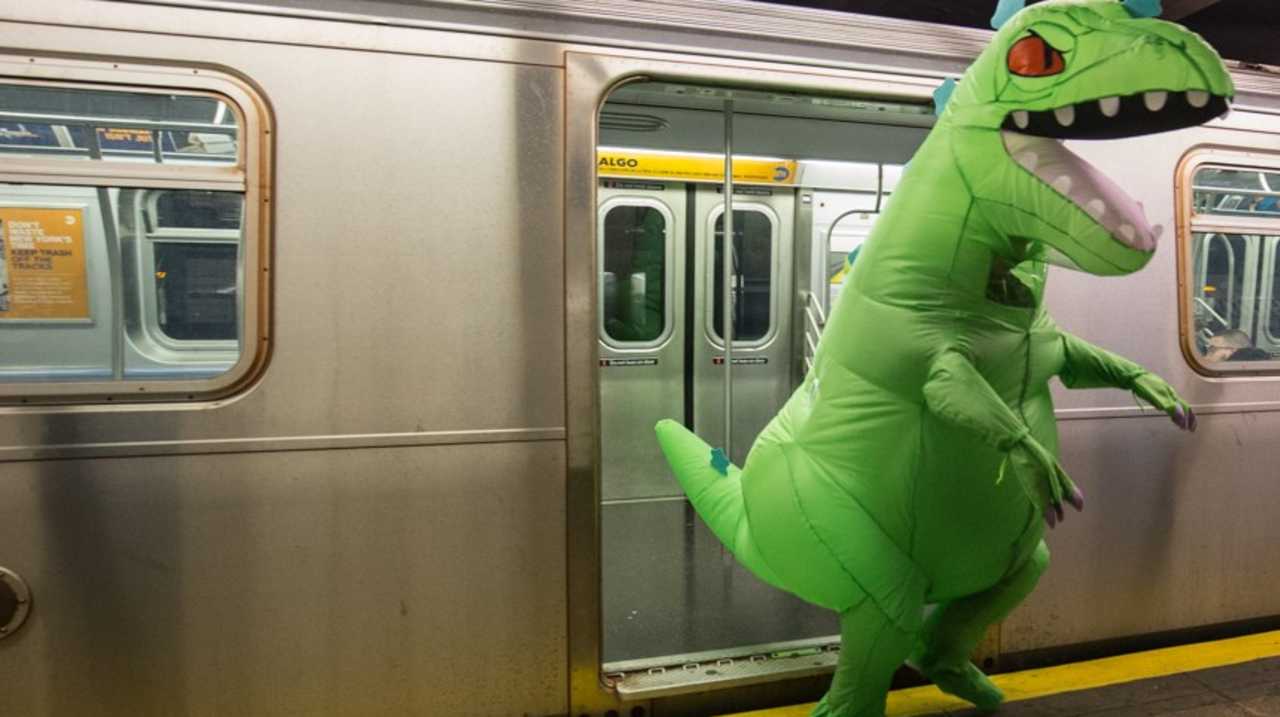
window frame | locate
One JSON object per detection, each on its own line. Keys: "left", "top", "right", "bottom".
{"left": 703, "top": 201, "right": 780, "bottom": 350}
{"left": 0, "top": 54, "right": 272, "bottom": 404}
{"left": 1177, "top": 148, "right": 1280, "bottom": 376}
{"left": 596, "top": 195, "right": 676, "bottom": 351}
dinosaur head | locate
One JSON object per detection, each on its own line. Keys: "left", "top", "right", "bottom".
{"left": 940, "top": 0, "right": 1234, "bottom": 276}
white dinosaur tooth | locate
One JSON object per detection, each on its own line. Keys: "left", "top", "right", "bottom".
{"left": 1085, "top": 198, "right": 1107, "bottom": 220}
{"left": 1054, "top": 105, "right": 1076, "bottom": 127}
{"left": 1098, "top": 96, "right": 1121, "bottom": 117}
{"left": 1187, "top": 90, "right": 1210, "bottom": 108}
{"left": 1016, "top": 151, "right": 1039, "bottom": 170}
{"left": 1012, "top": 110, "right": 1030, "bottom": 129}
{"left": 1118, "top": 224, "right": 1137, "bottom": 244}
{"left": 1143, "top": 91, "right": 1168, "bottom": 111}
{"left": 1052, "top": 175, "right": 1073, "bottom": 194}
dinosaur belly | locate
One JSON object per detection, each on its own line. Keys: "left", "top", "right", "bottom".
{"left": 910, "top": 413, "right": 1045, "bottom": 602}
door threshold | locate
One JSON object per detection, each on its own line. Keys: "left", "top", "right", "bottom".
{"left": 604, "top": 635, "right": 841, "bottom": 699}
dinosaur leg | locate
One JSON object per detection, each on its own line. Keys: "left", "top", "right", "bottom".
{"left": 909, "top": 540, "right": 1050, "bottom": 711}
{"left": 811, "top": 595, "right": 916, "bottom": 717}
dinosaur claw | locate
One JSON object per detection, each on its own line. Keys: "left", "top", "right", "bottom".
{"left": 1187, "top": 407, "right": 1198, "bottom": 432}
{"left": 1044, "top": 505, "right": 1058, "bottom": 528}
{"left": 1068, "top": 486, "right": 1085, "bottom": 511}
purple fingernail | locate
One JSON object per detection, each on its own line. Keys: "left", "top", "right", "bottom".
{"left": 1069, "top": 486, "right": 1085, "bottom": 511}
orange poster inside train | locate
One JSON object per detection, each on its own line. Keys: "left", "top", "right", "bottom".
{"left": 0, "top": 207, "right": 89, "bottom": 320}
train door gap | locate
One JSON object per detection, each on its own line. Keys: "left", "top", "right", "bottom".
{"left": 682, "top": 182, "right": 697, "bottom": 429}
{"left": 596, "top": 78, "right": 933, "bottom": 691}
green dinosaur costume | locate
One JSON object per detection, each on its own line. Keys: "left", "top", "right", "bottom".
{"left": 654, "top": 1, "right": 1231, "bottom": 715}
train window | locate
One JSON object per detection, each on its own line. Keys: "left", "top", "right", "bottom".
{"left": 711, "top": 209, "right": 774, "bottom": 343}
{"left": 1183, "top": 159, "right": 1280, "bottom": 372}
{"left": 1192, "top": 166, "right": 1280, "bottom": 217}
{"left": 0, "top": 68, "right": 268, "bottom": 401}
{"left": 0, "top": 83, "right": 237, "bottom": 164}
{"left": 600, "top": 201, "right": 670, "bottom": 345}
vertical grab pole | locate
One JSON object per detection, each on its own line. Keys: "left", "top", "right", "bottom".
{"left": 722, "top": 99, "right": 734, "bottom": 456}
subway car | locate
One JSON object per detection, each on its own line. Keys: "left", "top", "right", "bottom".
{"left": 0, "top": 1, "right": 1279, "bottom": 715}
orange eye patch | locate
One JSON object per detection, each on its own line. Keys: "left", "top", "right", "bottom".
{"left": 1008, "top": 34, "right": 1066, "bottom": 77}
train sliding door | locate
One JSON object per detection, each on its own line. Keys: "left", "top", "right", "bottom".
{"left": 692, "top": 187, "right": 794, "bottom": 465}
{"left": 599, "top": 179, "right": 832, "bottom": 669}
{"left": 598, "top": 182, "right": 686, "bottom": 500}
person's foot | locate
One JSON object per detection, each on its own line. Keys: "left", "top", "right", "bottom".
{"left": 912, "top": 659, "right": 1004, "bottom": 711}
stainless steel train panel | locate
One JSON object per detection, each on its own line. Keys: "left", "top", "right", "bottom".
{"left": 692, "top": 186, "right": 795, "bottom": 465}
{"left": 0, "top": 22, "right": 566, "bottom": 447}
{"left": 0, "top": 14, "right": 571, "bottom": 717}
{"left": 1004, "top": 410, "right": 1280, "bottom": 655}
{"left": 598, "top": 182, "right": 687, "bottom": 501}
{"left": 0, "top": 441, "right": 567, "bottom": 717}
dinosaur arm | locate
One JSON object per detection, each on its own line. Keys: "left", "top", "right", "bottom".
{"left": 923, "top": 350, "right": 1029, "bottom": 450}
{"left": 924, "top": 350, "right": 1082, "bottom": 524}
{"left": 1058, "top": 331, "right": 1146, "bottom": 390}
{"left": 1058, "top": 332, "right": 1197, "bottom": 431}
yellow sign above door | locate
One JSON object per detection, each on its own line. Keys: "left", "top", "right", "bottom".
{"left": 598, "top": 149, "right": 797, "bottom": 186}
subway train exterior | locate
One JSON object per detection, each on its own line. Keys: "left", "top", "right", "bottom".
{"left": 0, "top": 1, "right": 1279, "bottom": 715}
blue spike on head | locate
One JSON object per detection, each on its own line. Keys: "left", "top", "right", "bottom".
{"left": 933, "top": 77, "right": 958, "bottom": 117}
{"left": 1122, "top": 0, "right": 1162, "bottom": 18}
{"left": 990, "top": 0, "right": 1026, "bottom": 29}
{"left": 710, "top": 447, "right": 730, "bottom": 476}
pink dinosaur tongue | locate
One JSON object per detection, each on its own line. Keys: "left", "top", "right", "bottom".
{"left": 1002, "top": 131, "right": 1159, "bottom": 252}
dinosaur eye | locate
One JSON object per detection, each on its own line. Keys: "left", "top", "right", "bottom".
{"left": 1008, "top": 33, "right": 1066, "bottom": 77}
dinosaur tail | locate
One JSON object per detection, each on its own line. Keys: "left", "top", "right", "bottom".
{"left": 654, "top": 419, "right": 784, "bottom": 590}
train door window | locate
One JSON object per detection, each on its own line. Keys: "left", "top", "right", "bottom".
{"left": 599, "top": 199, "right": 671, "bottom": 345}
{"left": 1182, "top": 158, "right": 1280, "bottom": 371}
{"left": 710, "top": 208, "right": 774, "bottom": 343}
{"left": 0, "top": 66, "right": 269, "bottom": 401}
{"left": 1193, "top": 233, "right": 1249, "bottom": 330}
{"left": 154, "top": 243, "right": 238, "bottom": 340}
{"left": 142, "top": 190, "right": 242, "bottom": 346}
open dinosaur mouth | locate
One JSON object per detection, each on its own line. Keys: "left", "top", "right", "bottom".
{"left": 1001, "top": 90, "right": 1230, "bottom": 255}
{"left": 1003, "top": 130, "right": 1159, "bottom": 252}
{"left": 1000, "top": 90, "right": 1230, "bottom": 140}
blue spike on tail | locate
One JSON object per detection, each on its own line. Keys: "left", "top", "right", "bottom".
{"left": 1122, "top": 0, "right": 1162, "bottom": 18}
{"left": 710, "top": 447, "right": 731, "bottom": 476}
{"left": 933, "top": 78, "right": 958, "bottom": 117}
{"left": 990, "top": 0, "right": 1026, "bottom": 29}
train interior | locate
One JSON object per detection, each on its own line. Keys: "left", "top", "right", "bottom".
{"left": 595, "top": 80, "right": 934, "bottom": 693}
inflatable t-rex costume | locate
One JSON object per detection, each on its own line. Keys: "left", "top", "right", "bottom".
{"left": 655, "top": 1, "right": 1231, "bottom": 715}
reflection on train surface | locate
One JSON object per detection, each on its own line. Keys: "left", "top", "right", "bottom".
{"left": 1, "top": 2, "right": 1280, "bottom": 716}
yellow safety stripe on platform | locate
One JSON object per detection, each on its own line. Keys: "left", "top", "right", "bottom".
{"left": 725, "top": 629, "right": 1280, "bottom": 717}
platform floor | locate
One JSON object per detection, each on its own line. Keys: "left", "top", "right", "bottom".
{"left": 725, "top": 630, "right": 1280, "bottom": 717}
